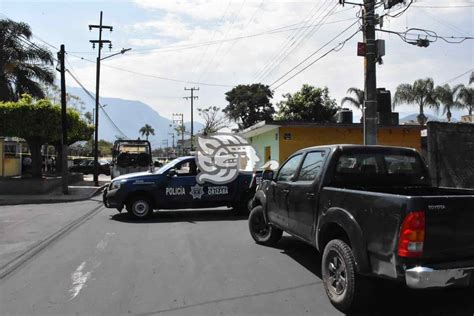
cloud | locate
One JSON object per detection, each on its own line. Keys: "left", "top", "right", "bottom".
{"left": 65, "top": 0, "right": 473, "bottom": 124}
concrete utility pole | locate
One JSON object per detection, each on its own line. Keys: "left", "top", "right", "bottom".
{"left": 172, "top": 113, "right": 184, "bottom": 156}
{"left": 89, "top": 11, "right": 113, "bottom": 186}
{"left": 184, "top": 87, "right": 199, "bottom": 151}
{"left": 58, "top": 44, "right": 68, "bottom": 194}
{"left": 363, "top": 0, "right": 377, "bottom": 145}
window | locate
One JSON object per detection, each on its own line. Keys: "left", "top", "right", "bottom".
{"left": 277, "top": 154, "right": 302, "bottom": 182}
{"left": 297, "top": 151, "right": 326, "bottom": 181}
{"left": 175, "top": 160, "right": 198, "bottom": 176}
{"left": 385, "top": 155, "right": 419, "bottom": 175}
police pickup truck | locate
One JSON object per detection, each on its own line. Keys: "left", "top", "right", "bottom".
{"left": 103, "top": 156, "right": 256, "bottom": 218}
{"left": 248, "top": 145, "right": 474, "bottom": 313}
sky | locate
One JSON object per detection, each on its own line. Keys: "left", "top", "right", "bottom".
{"left": 1, "top": 0, "right": 473, "bottom": 125}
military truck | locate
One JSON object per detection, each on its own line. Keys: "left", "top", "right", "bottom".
{"left": 110, "top": 139, "right": 152, "bottom": 179}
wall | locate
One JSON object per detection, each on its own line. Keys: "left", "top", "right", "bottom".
{"left": 427, "top": 122, "right": 474, "bottom": 188}
{"left": 278, "top": 125, "right": 422, "bottom": 163}
{"left": 3, "top": 157, "right": 21, "bottom": 177}
{"left": 247, "top": 128, "right": 279, "bottom": 168}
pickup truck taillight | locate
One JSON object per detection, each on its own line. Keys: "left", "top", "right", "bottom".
{"left": 398, "top": 211, "right": 425, "bottom": 258}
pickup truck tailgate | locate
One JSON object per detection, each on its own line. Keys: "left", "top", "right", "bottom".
{"left": 417, "top": 195, "right": 474, "bottom": 260}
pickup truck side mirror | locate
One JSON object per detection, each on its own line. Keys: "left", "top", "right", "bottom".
{"left": 262, "top": 169, "right": 274, "bottom": 181}
{"left": 167, "top": 168, "right": 177, "bottom": 177}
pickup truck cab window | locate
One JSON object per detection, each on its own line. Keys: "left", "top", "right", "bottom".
{"left": 296, "top": 151, "right": 326, "bottom": 182}
{"left": 276, "top": 154, "right": 302, "bottom": 182}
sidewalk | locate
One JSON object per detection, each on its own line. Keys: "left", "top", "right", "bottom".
{"left": 0, "top": 175, "right": 110, "bottom": 206}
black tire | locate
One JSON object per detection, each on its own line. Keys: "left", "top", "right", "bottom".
{"left": 322, "top": 239, "right": 371, "bottom": 313}
{"left": 248, "top": 206, "right": 282, "bottom": 246}
{"left": 126, "top": 195, "right": 153, "bottom": 219}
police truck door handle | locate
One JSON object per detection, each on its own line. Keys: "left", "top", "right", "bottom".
{"left": 282, "top": 189, "right": 289, "bottom": 194}
{"left": 306, "top": 192, "right": 315, "bottom": 199}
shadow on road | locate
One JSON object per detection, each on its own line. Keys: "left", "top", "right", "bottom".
{"left": 110, "top": 209, "right": 249, "bottom": 223}
{"left": 267, "top": 236, "right": 474, "bottom": 316}
{"left": 269, "top": 236, "right": 323, "bottom": 278}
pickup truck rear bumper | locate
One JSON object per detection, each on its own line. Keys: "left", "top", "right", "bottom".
{"left": 405, "top": 266, "right": 474, "bottom": 289}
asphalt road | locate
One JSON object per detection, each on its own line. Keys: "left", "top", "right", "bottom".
{"left": 1, "top": 199, "right": 473, "bottom": 316}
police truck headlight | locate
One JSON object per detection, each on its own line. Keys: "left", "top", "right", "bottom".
{"left": 111, "top": 179, "right": 126, "bottom": 190}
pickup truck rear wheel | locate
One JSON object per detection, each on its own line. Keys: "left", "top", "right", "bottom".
{"left": 126, "top": 196, "right": 153, "bottom": 219}
{"left": 322, "top": 239, "right": 370, "bottom": 313}
{"left": 248, "top": 206, "right": 282, "bottom": 246}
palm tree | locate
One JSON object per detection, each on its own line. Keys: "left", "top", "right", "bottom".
{"left": 139, "top": 124, "right": 155, "bottom": 140}
{"left": 456, "top": 85, "right": 473, "bottom": 116}
{"left": 0, "top": 19, "right": 55, "bottom": 101}
{"left": 393, "top": 78, "right": 438, "bottom": 125}
{"left": 341, "top": 87, "right": 364, "bottom": 120}
{"left": 435, "top": 84, "right": 462, "bottom": 122}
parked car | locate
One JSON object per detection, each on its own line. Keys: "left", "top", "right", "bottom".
{"left": 103, "top": 156, "right": 257, "bottom": 218}
{"left": 69, "top": 159, "right": 110, "bottom": 175}
{"left": 249, "top": 144, "right": 474, "bottom": 313}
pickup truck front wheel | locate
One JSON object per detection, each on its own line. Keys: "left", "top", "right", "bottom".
{"left": 126, "top": 196, "right": 153, "bottom": 219}
{"left": 322, "top": 239, "right": 370, "bottom": 313}
{"left": 248, "top": 206, "right": 282, "bottom": 246}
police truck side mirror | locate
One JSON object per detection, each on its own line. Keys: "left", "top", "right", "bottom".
{"left": 167, "top": 168, "right": 177, "bottom": 177}
{"left": 262, "top": 170, "right": 274, "bottom": 181}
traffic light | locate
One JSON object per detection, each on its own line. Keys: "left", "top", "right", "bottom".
{"left": 384, "top": 0, "right": 405, "bottom": 9}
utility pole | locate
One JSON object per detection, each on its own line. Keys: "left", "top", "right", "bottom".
{"left": 58, "top": 44, "right": 68, "bottom": 194}
{"left": 172, "top": 113, "right": 184, "bottom": 156}
{"left": 363, "top": 0, "right": 378, "bottom": 145}
{"left": 184, "top": 87, "right": 199, "bottom": 151}
{"left": 168, "top": 132, "right": 175, "bottom": 150}
{"left": 89, "top": 11, "right": 113, "bottom": 186}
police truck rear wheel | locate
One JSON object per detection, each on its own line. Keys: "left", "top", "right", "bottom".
{"left": 127, "top": 196, "right": 153, "bottom": 219}
{"left": 248, "top": 206, "right": 282, "bottom": 246}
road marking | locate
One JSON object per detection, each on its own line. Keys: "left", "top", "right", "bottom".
{"left": 68, "top": 232, "right": 115, "bottom": 300}
{"left": 69, "top": 261, "right": 91, "bottom": 299}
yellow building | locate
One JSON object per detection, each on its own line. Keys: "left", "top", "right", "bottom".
{"left": 241, "top": 121, "right": 422, "bottom": 165}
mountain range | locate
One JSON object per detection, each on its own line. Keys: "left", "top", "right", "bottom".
{"left": 67, "top": 86, "right": 203, "bottom": 149}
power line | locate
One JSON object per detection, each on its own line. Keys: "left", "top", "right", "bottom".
{"left": 65, "top": 68, "right": 128, "bottom": 139}
{"left": 413, "top": 4, "right": 474, "bottom": 8}
{"left": 271, "top": 27, "right": 361, "bottom": 91}
{"left": 270, "top": 20, "right": 360, "bottom": 88}
{"left": 260, "top": 2, "right": 341, "bottom": 84}
{"left": 254, "top": 0, "right": 332, "bottom": 82}
{"left": 440, "top": 68, "right": 474, "bottom": 85}
{"left": 65, "top": 52, "right": 234, "bottom": 88}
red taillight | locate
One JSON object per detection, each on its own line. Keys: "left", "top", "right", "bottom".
{"left": 398, "top": 211, "right": 425, "bottom": 258}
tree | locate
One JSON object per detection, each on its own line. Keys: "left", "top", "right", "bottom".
{"left": 139, "top": 124, "right": 155, "bottom": 140}
{"left": 435, "top": 84, "right": 462, "bottom": 122}
{"left": 276, "top": 85, "right": 338, "bottom": 122}
{"left": 223, "top": 84, "right": 275, "bottom": 129}
{"left": 470, "top": 71, "right": 474, "bottom": 85}
{"left": 197, "top": 106, "right": 228, "bottom": 135}
{"left": 456, "top": 85, "right": 473, "bottom": 116}
{"left": 0, "top": 19, "right": 55, "bottom": 101}
{"left": 0, "top": 94, "right": 93, "bottom": 177}
{"left": 341, "top": 87, "right": 364, "bottom": 120}
{"left": 393, "top": 78, "right": 438, "bottom": 125}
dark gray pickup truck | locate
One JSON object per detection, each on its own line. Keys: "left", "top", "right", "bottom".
{"left": 248, "top": 145, "right": 474, "bottom": 313}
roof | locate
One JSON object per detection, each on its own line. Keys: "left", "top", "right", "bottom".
{"left": 240, "top": 120, "right": 421, "bottom": 138}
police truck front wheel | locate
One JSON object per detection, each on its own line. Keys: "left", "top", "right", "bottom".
{"left": 126, "top": 196, "right": 153, "bottom": 219}
{"left": 248, "top": 206, "right": 282, "bottom": 246}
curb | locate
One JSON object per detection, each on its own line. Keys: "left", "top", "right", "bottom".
{"left": 0, "top": 184, "right": 108, "bottom": 206}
